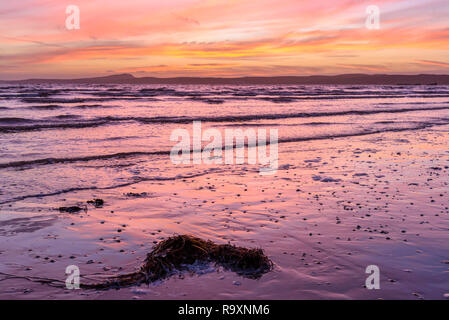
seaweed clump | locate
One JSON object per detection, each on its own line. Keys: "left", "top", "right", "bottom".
{"left": 58, "top": 206, "right": 84, "bottom": 214}
{"left": 87, "top": 198, "right": 104, "bottom": 207}
{"left": 82, "top": 235, "right": 273, "bottom": 290}
{"left": 58, "top": 199, "right": 104, "bottom": 214}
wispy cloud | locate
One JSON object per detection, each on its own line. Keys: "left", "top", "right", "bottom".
{"left": 1, "top": 0, "right": 448, "bottom": 79}
{"left": 415, "top": 60, "right": 449, "bottom": 68}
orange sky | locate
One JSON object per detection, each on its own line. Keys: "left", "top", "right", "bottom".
{"left": 1, "top": 0, "right": 449, "bottom": 79}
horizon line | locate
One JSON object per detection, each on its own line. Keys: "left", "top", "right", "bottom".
{"left": 2, "top": 73, "right": 449, "bottom": 85}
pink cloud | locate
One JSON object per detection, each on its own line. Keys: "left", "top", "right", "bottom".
{"left": 1, "top": 0, "right": 448, "bottom": 78}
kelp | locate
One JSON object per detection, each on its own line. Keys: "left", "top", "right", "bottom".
{"left": 58, "top": 198, "right": 104, "bottom": 213}
{"left": 87, "top": 198, "right": 104, "bottom": 207}
{"left": 82, "top": 234, "right": 273, "bottom": 289}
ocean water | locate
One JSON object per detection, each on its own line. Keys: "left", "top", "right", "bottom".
{"left": 1, "top": 84, "right": 449, "bottom": 299}
{"left": 1, "top": 84, "right": 449, "bottom": 204}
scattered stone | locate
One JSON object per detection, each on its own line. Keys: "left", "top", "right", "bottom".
{"left": 58, "top": 206, "right": 83, "bottom": 214}
{"left": 87, "top": 199, "right": 104, "bottom": 207}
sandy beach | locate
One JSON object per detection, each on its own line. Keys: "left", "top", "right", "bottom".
{"left": 1, "top": 84, "right": 448, "bottom": 299}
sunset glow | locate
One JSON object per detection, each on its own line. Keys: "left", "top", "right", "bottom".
{"left": 1, "top": 0, "right": 449, "bottom": 79}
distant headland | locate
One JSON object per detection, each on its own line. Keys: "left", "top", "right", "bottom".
{"left": 2, "top": 73, "right": 449, "bottom": 85}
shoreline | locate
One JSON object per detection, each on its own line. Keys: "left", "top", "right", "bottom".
{"left": 1, "top": 127, "right": 448, "bottom": 299}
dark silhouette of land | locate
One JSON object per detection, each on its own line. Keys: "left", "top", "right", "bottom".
{"left": 2, "top": 73, "right": 449, "bottom": 85}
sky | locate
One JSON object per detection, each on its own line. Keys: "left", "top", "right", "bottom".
{"left": 0, "top": 0, "right": 448, "bottom": 79}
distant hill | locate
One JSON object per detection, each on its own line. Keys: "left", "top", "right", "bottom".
{"left": 2, "top": 73, "right": 449, "bottom": 85}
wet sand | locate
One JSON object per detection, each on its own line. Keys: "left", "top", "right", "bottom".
{"left": 1, "top": 126, "right": 448, "bottom": 299}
